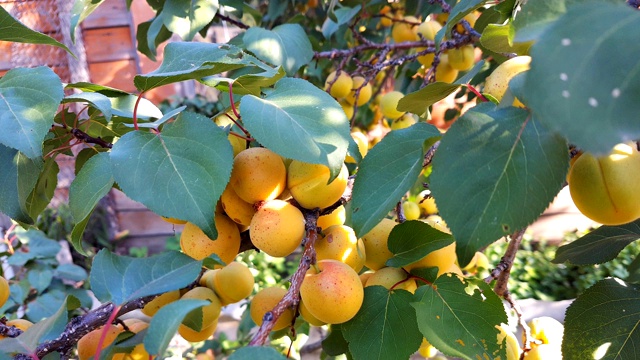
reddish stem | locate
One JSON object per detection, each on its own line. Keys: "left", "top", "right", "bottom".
{"left": 408, "top": 274, "right": 434, "bottom": 287}
{"left": 132, "top": 92, "right": 146, "bottom": 131}
{"left": 465, "top": 84, "right": 488, "bottom": 103}
{"left": 228, "top": 81, "right": 241, "bottom": 120}
{"left": 94, "top": 305, "right": 121, "bottom": 360}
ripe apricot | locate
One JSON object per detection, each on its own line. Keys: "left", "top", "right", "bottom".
{"left": 435, "top": 54, "right": 459, "bottom": 83}
{"left": 113, "top": 321, "right": 155, "bottom": 360}
{"left": 527, "top": 316, "right": 564, "bottom": 347}
{"left": 317, "top": 205, "right": 346, "bottom": 229}
{"left": 300, "top": 260, "right": 364, "bottom": 324}
{"left": 462, "top": 252, "right": 490, "bottom": 273}
{"left": 229, "top": 147, "right": 286, "bottom": 204}
{"left": 418, "top": 338, "right": 438, "bottom": 358}
{"left": 316, "top": 225, "right": 366, "bottom": 272}
{"left": 162, "top": 217, "right": 187, "bottom": 225}
{"left": 415, "top": 20, "right": 441, "bottom": 66}
{"left": 0, "top": 276, "right": 9, "bottom": 308}
{"left": 423, "top": 214, "right": 450, "bottom": 233}
{"left": 345, "top": 132, "right": 368, "bottom": 163}
{"left": 77, "top": 324, "right": 123, "bottom": 360}
{"left": 250, "top": 287, "right": 295, "bottom": 331}
{"left": 288, "top": 161, "right": 349, "bottom": 210}
{"left": 448, "top": 45, "right": 475, "bottom": 71}
{"left": 358, "top": 271, "right": 374, "bottom": 286}
{"left": 141, "top": 290, "right": 181, "bottom": 317}
{"left": 568, "top": 143, "right": 640, "bottom": 225}
{"left": 345, "top": 76, "right": 372, "bottom": 106}
{"left": 380, "top": 91, "right": 405, "bottom": 119}
{"left": 250, "top": 199, "right": 306, "bottom": 257}
{"left": 299, "top": 299, "right": 326, "bottom": 326}
{"left": 213, "top": 262, "right": 255, "bottom": 304}
{"left": 390, "top": 113, "right": 417, "bottom": 130}
{"left": 391, "top": 16, "right": 419, "bottom": 43}
{"left": 417, "top": 190, "right": 438, "bottom": 215}
{"left": 180, "top": 214, "right": 241, "bottom": 263}
{"left": 484, "top": 56, "right": 531, "bottom": 107}
{"left": 180, "top": 287, "right": 223, "bottom": 326}
{"left": 361, "top": 218, "right": 396, "bottom": 270}
{"left": 497, "top": 324, "right": 521, "bottom": 360}
{"left": 178, "top": 319, "right": 218, "bottom": 342}
{"left": 365, "top": 267, "right": 417, "bottom": 293}
{"left": 339, "top": 99, "right": 354, "bottom": 119}
{"left": 220, "top": 185, "right": 256, "bottom": 226}
{"left": 379, "top": 6, "right": 393, "bottom": 27}
{"left": 404, "top": 241, "right": 457, "bottom": 277}
{"left": 325, "top": 70, "right": 353, "bottom": 99}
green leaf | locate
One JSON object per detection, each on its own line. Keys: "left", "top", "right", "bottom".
{"left": 386, "top": 220, "right": 455, "bottom": 268}
{"left": 0, "top": 67, "right": 64, "bottom": 158}
{"left": 69, "top": 152, "right": 114, "bottom": 223}
{"left": 134, "top": 42, "right": 253, "bottom": 91}
{"left": 523, "top": 2, "right": 640, "bottom": 155}
{"left": 412, "top": 276, "right": 507, "bottom": 360}
{"left": 321, "top": 6, "right": 361, "bottom": 39}
{"left": 350, "top": 123, "right": 440, "bottom": 237}
{"left": 110, "top": 95, "right": 163, "bottom": 120}
{"left": 163, "top": 0, "right": 219, "bottom": 41}
{"left": 0, "top": 6, "right": 73, "bottom": 55}
{"left": 322, "top": 324, "right": 349, "bottom": 356}
{"left": 342, "top": 287, "right": 422, "bottom": 360}
{"left": 144, "top": 299, "right": 210, "bottom": 356}
{"left": 243, "top": 24, "right": 313, "bottom": 76}
{"left": 227, "top": 346, "right": 288, "bottom": 360}
{"left": 89, "top": 249, "right": 202, "bottom": 304}
{"left": 553, "top": 220, "right": 640, "bottom": 265}
{"left": 70, "top": 0, "right": 106, "bottom": 42}
{"left": 397, "top": 60, "right": 485, "bottom": 116}
{"left": 480, "top": 23, "right": 532, "bottom": 55}
{"left": 65, "top": 82, "right": 129, "bottom": 98}
{"left": 110, "top": 112, "right": 233, "bottom": 240}
{"left": 430, "top": 103, "right": 568, "bottom": 266}
{"left": 24, "top": 157, "right": 58, "bottom": 220}
{"left": 136, "top": 18, "right": 172, "bottom": 61}
{"left": 70, "top": 215, "right": 91, "bottom": 256}
{"left": 54, "top": 263, "right": 88, "bottom": 282}
{"left": 28, "top": 265, "right": 53, "bottom": 293}
{"left": 63, "top": 92, "right": 113, "bottom": 121}
{"left": 9, "top": 229, "right": 61, "bottom": 266}
{"left": 240, "top": 78, "right": 351, "bottom": 180}
{"left": 200, "top": 57, "right": 285, "bottom": 96}
{"left": 563, "top": 278, "right": 640, "bottom": 360}
{"left": 0, "top": 145, "right": 43, "bottom": 223}
{"left": 435, "top": 0, "right": 491, "bottom": 46}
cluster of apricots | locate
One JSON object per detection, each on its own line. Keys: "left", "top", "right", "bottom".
{"left": 0, "top": 276, "right": 35, "bottom": 341}
{"left": 324, "top": 70, "right": 373, "bottom": 120}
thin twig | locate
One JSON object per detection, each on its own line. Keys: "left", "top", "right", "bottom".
{"left": 487, "top": 229, "right": 526, "bottom": 296}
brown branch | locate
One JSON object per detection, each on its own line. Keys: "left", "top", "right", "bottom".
{"left": 71, "top": 128, "right": 113, "bottom": 149}
{"left": 485, "top": 229, "right": 526, "bottom": 296}
{"left": 215, "top": 13, "right": 250, "bottom": 30}
{"left": 395, "top": 202, "right": 406, "bottom": 223}
{"left": 502, "top": 293, "right": 534, "bottom": 360}
{"left": 423, "top": 140, "right": 440, "bottom": 168}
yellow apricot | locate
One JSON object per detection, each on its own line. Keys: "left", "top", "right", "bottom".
{"left": 380, "top": 91, "right": 405, "bottom": 119}
{"left": 141, "top": 290, "right": 181, "bottom": 317}
{"left": 423, "top": 214, "right": 450, "bottom": 233}
{"left": 316, "top": 225, "right": 366, "bottom": 272}
{"left": 213, "top": 262, "right": 255, "bottom": 304}
{"left": 221, "top": 185, "right": 256, "bottom": 226}
{"left": 484, "top": 56, "right": 531, "bottom": 107}
{"left": 462, "top": 252, "right": 490, "bottom": 273}
{"left": 379, "top": 6, "right": 393, "bottom": 27}
{"left": 162, "top": 217, "right": 187, "bottom": 225}
{"left": 0, "top": 276, "right": 9, "bottom": 308}
{"left": 402, "top": 201, "right": 421, "bottom": 220}
{"left": 250, "top": 199, "right": 306, "bottom": 257}
{"left": 417, "top": 190, "right": 438, "bottom": 215}
{"left": 390, "top": 113, "right": 417, "bottom": 130}
{"left": 339, "top": 99, "right": 355, "bottom": 119}
{"left": 345, "top": 132, "right": 369, "bottom": 163}
{"left": 497, "top": 324, "right": 522, "bottom": 360}
{"left": 527, "top": 316, "right": 564, "bottom": 347}
{"left": 345, "top": 76, "right": 372, "bottom": 106}
{"left": 250, "top": 287, "right": 295, "bottom": 331}
{"left": 113, "top": 321, "right": 155, "bottom": 360}
{"left": 178, "top": 319, "right": 218, "bottom": 342}
{"left": 568, "top": 143, "right": 640, "bottom": 225}
{"left": 361, "top": 218, "right": 396, "bottom": 270}
{"left": 448, "top": 45, "right": 475, "bottom": 71}
{"left": 404, "top": 241, "right": 457, "bottom": 277}
{"left": 199, "top": 269, "right": 218, "bottom": 287}
{"left": 300, "top": 260, "right": 364, "bottom": 324}
{"left": 325, "top": 70, "right": 353, "bottom": 99}
{"left": 181, "top": 287, "right": 223, "bottom": 326}
{"left": 77, "top": 324, "right": 123, "bottom": 360}
{"left": 418, "top": 338, "right": 438, "bottom": 358}
{"left": 299, "top": 299, "right": 326, "bottom": 326}
{"left": 522, "top": 344, "right": 562, "bottom": 360}
{"left": 392, "top": 16, "right": 419, "bottom": 43}
{"left": 229, "top": 147, "right": 286, "bottom": 204}
{"left": 435, "top": 54, "right": 459, "bottom": 83}
{"left": 359, "top": 271, "right": 374, "bottom": 287}
{"left": 288, "top": 161, "right": 349, "bottom": 210}
{"left": 317, "top": 205, "right": 346, "bottom": 230}
{"left": 365, "top": 267, "right": 416, "bottom": 293}
{"left": 180, "top": 214, "right": 241, "bottom": 263}
{"left": 416, "top": 20, "right": 441, "bottom": 66}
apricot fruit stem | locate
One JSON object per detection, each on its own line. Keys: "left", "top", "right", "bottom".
{"left": 94, "top": 305, "right": 121, "bottom": 360}
{"left": 465, "top": 84, "right": 488, "bottom": 103}
{"left": 132, "top": 91, "right": 145, "bottom": 131}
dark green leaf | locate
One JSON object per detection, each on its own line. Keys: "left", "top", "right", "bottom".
{"left": 24, "top": 157, "right": 58, "bottom": 220}
{"left": 54, "top": 263, "right": 88, "bottom": 282}
{"left": 523, "top": 3, "right": 640, "bottom": 155}
{"left": 63, "top": 92, "right": 113, "bottom": 121}
{"left": 412, "top": 276, "right": 507, "bottom": 360}
{"left": 0, "top": 67, "right": 64, "bottom": 158}
{"left": 350, "top": 123, "right": 440, "bottom": 237}
{"left": 435, "top": 0, "right": 491, "bottom": 46}
{"left": 386, "top": 220, "right": 455, "bottom": 268}
{"left": 342, "top": 287, "right": 422, "bottom": 360}
{"left": 321, "top": 6, "right": 361, "bottom": 39}
{"left": 26, "top": 291, "right": 65, "bottom": 321}
{"left": 70, "top": 0, "right": 106, "bottom": 42}
{"left": 65, "top": 82, "right": 129, "bottom": 98}
{"left": 228, "top": 346, "right": 288, "bottom": 360}
{"left": 397, "top": 60, "right": 485, "bottom": 116}
{"left": 430, "top": 103, "right": 568, "bottom": 266}
{"left": 111, "top": 112, "right": 232, "bottom": 240}
{"left": 162, "top": 0, "right": 219, "bottom": 41}
{"left": 0, "top": 6, "right": 73, "bottom": 54}
{"left": 240, "top": 78, "right": 351, "bottom": 180}
{"left": 143, "top": 299, "right": 209, "bottom": 356}
{"left": 89, "top": 249, "right": 202, "bottom": 304}
{"left": 70, "top": 215, "right": 91, "bottom": 256}
{"left": 69, "top": 152, "right": 114, "bottom": 223}
{"left": 480, "top": 23, "right": 532, "bottom": 55}
{"left": 0, "top": 145, "right": 43, "bottom": 223}
{"left": 243, "top": 24, "right": 313, "bottom": 76}
{"left": 136, "top": 18, "right": 172, "bottom": 61}
{"left": 554, "top": 220, "right": 640, "bottom": 265}
{"left": 564, "top": 278, "right": 640, "bottom": 360}
{"left": 322, "top": 324, "right": 349, "bottom": 356}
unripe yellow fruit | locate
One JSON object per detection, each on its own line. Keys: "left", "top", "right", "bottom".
{"left": 180, "top": 214, "right": 241, "bottom": 263}
{"left": 162, "top": 217, "right": 187, "bottom": 225}
{"left": 213, "top": 262, "right": 255, "bottom": 304}
{"left": 522, "top": 344, "right": 562, "bottom": 360}
{"left": 178, "top": 319, "right": 218, "bottom": 342}
{"left": 181, "top": 287, "right": 223, "bottom": 326}
{"left": 418, "top": 338, "right": 438, "bottom": 358}
{"left": 402, "top": 201, "right": 421, "bottom": 220}
{"left": 220, "top": 185, "right": 256, "bottom": 226}
{"left": 200, "top": 269, "right": 218, "bottom": 287}
{"left": 325, "top": 70, "right": 353, "bottom": 99}
{"left": 317, "top": 205, "right": 346, "bottom": 230}
{"left": 417, "top": 20, "right": 441, "bottom": 41}
{"left": 77, "top": 325, "right": 123, "bottom": 360}
{"left": 448, "top": 45, "right": 475, "bottom": 71}
{"left": 288, "top": 161, "right": 349, "bottom": 210}
{"left": 345, "top": 132, "right": 369, "bottom": 163}
{"left": 250, "top": 199, "right": 306, "bottom": 257}
{"left": 250, "top": 287, "right": 295, "bottom": 331}
{"left": 527, "top": 316, "right": 564, "bottom": 347}
{"left": 300, "top": 260, "right": 364, "bottom": 324}
{"left": 423, "top": 214, "right": 450, "bottom": 233}
{"left": 339, "top": 99, "right": 354, "bottom": 119}
{"left": 316, "top": 225, "right": 366, "bottom": 272}
{"left": 380, "top": 91, "right": 405, "bottom": 119}
{"left": 379, "top": 6, "right": 393, "bottom": 27}
{"left": 462, "top": 252, "right": 490, "bottom": 273}
{"left": 390, "top": 113, "right": 417, "bottom": 130}
{"left": 404, "top": 241, "right": 457, "bottom": 277}
{"left": 358, "top": 271, "right": 374, "bottom": 287}
{"left": 435, "top": 54, "right": 459, "bottom": 83}
{"left": 484, "top": 56, "right": 531, "bottom": 107}
{"left": 417, "top": 190, "right": 438, "bottom": 215}
{"left": 392, "top": 16, "right": 419, "bottom": 43}
{"left": 497, "top": 324, "right": 521, "bottom": 360}
{"left": 230, "top": 147, "right": 286, "bottom": 204}
{"left": 299, "top": 299, "right": 326, "bottom": 326}
{"left": 345, "top": 76, "right": 372, "bottom": 106}
{"left": 361, "top": 218, "right": 396, "bottom": 270}
{"left": 141, "top": 290, "right": 181, "bottom": 317}
{"left": 365, "top": 267, "right": 417, "bottom": 293}
{"left": 0, "top": 276, "right": 9, "bottom": 308}
{"left": 568, "top": 143, "right": 640, "bottom": 225}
